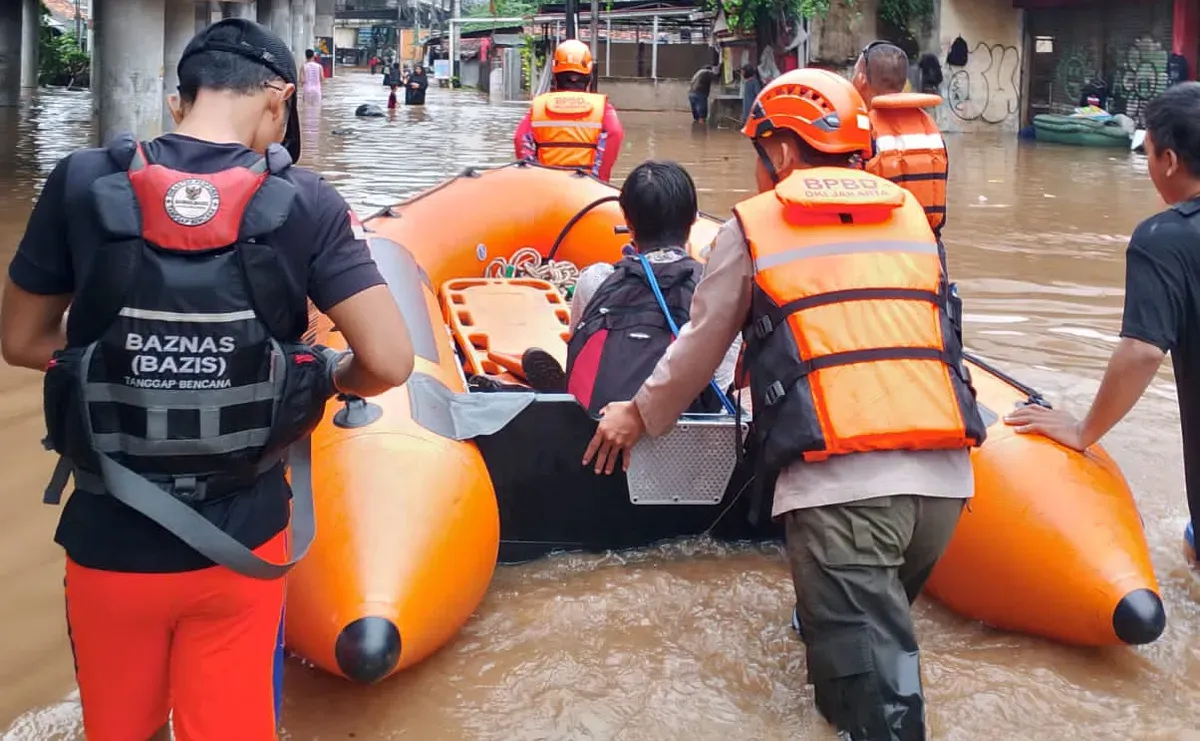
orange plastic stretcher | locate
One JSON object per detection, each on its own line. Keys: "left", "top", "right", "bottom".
{"left": 441, "top": 277, "right": 571, "bottom": 381}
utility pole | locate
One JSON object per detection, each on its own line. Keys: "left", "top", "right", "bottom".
{"left": 397, "top": 0, "right": 403, "bottom": 64}
{"left": 413, "top": 0, "right": 421, "bottom": 66}
{"left": 589, "top": 0, "right": 598, "bottom": 90}
{"left": 451, "top": 0, "right": 461, "bottom": 80}
{"left": 564, "top": 0, "right": 576, "bottom": 39}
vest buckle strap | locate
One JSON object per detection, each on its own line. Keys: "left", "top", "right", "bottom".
{"left": 170, "top": 475, "right": 206, "bottom": 504}
{"left": 753, "top": 314, "right": 775, "bottom": 339}
{"left": 764, "top": 380, "right": 786, "bottom": 407}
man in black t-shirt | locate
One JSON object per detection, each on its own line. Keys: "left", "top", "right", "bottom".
{"left": 0, "top": 19, "right": 414, "bottom": 741}
{"left": 1005, "top": 82, "right": 1200, "bottom": 576}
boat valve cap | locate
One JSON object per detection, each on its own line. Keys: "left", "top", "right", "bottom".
{"left": 335, "top": 616, "right": 402, "bottom": 684}
{"left": 1111, "top": 588, "right": 1166, "bottom": 646}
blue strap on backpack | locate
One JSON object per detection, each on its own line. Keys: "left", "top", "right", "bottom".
{"left": 635, "top": 252, "right": 737, "bottom": 415}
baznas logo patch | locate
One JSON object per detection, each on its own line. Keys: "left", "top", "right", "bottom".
{"left": 165, "top": 178, "right": 220, "bottom": 226}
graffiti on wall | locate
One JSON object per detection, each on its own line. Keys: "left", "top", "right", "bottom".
{"left": 942, "top": 42, "right": 1021, "bottom": 125}
{"left": 1052, "top": 43, "right": 1101, "bottom": 109}
{"left": 1050, "top": 37, "right": 1168, "bottom": 123}
{"left": 1113, "top": 37, "right": 1168, "bottom": 122}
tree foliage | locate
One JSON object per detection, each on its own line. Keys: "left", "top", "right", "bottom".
{"left": 38, "top": 2, "right": 90, "bottom": 87}
{"left": 705, "top": 0, "right": 827, "bottom": 35}
{"left": 463, "top": 0, "right": 537, "bottom": 20}
{"left": 877, "top": 0, "right": 933, "bottom": 29}
{"left": 707, "top": 0, "right": 930, "bottom": 36}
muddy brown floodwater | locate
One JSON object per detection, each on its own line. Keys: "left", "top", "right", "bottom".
{"left": 1, "top": 72, "right": 1199, "bottom": 741}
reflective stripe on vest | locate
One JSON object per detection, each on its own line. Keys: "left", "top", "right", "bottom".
{"left": 531, "top": 120, "right": 604, "bottom": 129}
{"left": 867, "top": 108, "right": 948, "bottom": 234}
{"left": 875, "top": 132, "right": 945, "bottom": 152}
{"left": 117, "top": 307, "right": 259, "bottom": 322}
{"left": 751, "top": 238, "right": 939, "bottom": 272}
{"left": 733, "top": 172, "right": 985, "bottom": 468}
{"left": 530, "top": 91, "right": 606, "bottom": 169}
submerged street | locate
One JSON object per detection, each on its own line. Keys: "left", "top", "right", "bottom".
{"left": 0, "top": 72, "right": 1198, "bottom": 740}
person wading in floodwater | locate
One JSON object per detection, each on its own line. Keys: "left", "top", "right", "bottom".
{"left": 1006, "top": 81, "right": 1200, "bottom": 590}
{"left": 688, "top": 63, "right": 718, "bottom": 123}
{"left": 405, "top": 64, "right": 429, "bottom": 106}
{"left": 583, "top": 68, "right": 985, "bottom": 740}
{"left": 301, "top": 48, "right": 325, "bottom": 103}
{"left": 1, "top": 18, "right": 415, "bottom": 741}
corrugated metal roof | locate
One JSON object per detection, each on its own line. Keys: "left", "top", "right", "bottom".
{"left": 42, "top": 0, "right": 91, "bottom": 29}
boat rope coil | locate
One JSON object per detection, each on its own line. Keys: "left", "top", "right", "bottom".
{"left": 484, "top": 247, "right": 581, "bottom": 299}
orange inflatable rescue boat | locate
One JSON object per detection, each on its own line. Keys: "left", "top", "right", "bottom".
{"left": 285, "top": 163, "right": 1165, "bottom": 684}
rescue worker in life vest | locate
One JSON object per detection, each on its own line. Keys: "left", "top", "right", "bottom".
{"left": 513, "top": 39, "right": 626, "bottom": 182}
{"left": 583, "top": 69, "right": 986, "bottom": 740}
{"left": 854, "top": 41, "right": 949, "bottom": 236}
{"left": 1, "top": 19, "right": 414, "bottom": 741}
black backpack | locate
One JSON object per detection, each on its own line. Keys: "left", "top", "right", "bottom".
{"left": 565, "top": 254, "right": 723, "bottom": 416}
{"left": 946, "top": 36, "right": 968, "bottom": 67}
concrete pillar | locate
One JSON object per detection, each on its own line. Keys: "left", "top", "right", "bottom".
{"left": 196, "top": 1, "right": 211, "bottom": 32}
{"left": 0, "top": 2, "right": 21, "bottom": 106}
{"left": 305, "top": 0, "right": 316, "bottom": 59}
{"left": 21, "top": 0, "right": 39, "bottom": 89}
{"left": 290, "top": 0, "right": 313, "bottom": 66}
{"left": 163, "top": 0, "right": 194, "bottom": 133}
{"left": 315, "top": 0, "right": 334, "bottom": 38}
{"left": 223, "top": 2, "right": 257, "bottom": 19}
{"left": 94, "top": 0, "right": 167, "bottom": 144}
{"left": 260, "top": 0, "right": 292, "bottom": 51}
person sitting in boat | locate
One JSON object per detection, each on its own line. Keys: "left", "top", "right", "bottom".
{"left": 1006, "top": 81, "right": 1200, "bottom": 580}
{"left": 0, "top": 19, "right": 416, "bottom": 741}
{"left": 520, "top": 160, "right": 739, "bottom": 415}
{"left": 582, "top": 69, "right": 985, "bottom": 740}
{"left": 513, "top": 39, "right": 625, "bottom": 183}
{"left": 853, "top": 41, "right": 948, "bottom": 237}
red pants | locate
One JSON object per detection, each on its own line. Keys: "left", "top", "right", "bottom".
{"left": 64, "top": 533, "right": 287, "bottom": 741}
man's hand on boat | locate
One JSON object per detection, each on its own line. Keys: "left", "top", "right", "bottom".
{"left": 584, "top": 401, "right": 647, "bottom": 474}
{"left": 1005, "top": 336, "right": 1167, "bottom": 453}
{"left": 1004, "top": 405, "right": 1087, "bottom": 451}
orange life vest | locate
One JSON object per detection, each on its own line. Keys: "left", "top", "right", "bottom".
{"left": 733, "top": 167, "right": 985, "bottom": 470}
{"left": 865, "top": 93, "right": 948, "bottom": 235}
{"left": 530, "top": 91, "right": 607, "bottom": 170}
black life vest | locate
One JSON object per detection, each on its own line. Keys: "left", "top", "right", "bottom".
{"left": 40, "top": 134, "right": 335, "bottom": 579}
{"left": 565, "top": 251, "right": 723, "bottom": 416}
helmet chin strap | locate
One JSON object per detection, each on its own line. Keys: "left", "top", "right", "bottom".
{"left": 754, "top": 134, "right": 870, "bottom": 181}
{"left": 753, "top": 140, "right": 780, "bottom": 184}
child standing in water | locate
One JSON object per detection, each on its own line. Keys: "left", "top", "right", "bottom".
{"left": 387, "top": 84, "right": 399, "bottom": 111}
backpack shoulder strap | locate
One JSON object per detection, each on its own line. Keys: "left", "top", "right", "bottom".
{"left": 104, "top": 133, "right": 140, "bottom": 171}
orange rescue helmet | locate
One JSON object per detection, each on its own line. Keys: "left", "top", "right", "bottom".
{"left": 741, "top": 68, "right": 873, "bottom": 160}
{"left": 553, "top": 39, "right": 594, "bottom": 76}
